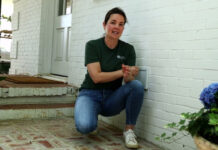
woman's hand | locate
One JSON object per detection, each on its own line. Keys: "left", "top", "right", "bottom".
{"left": 122, "top": 64, "right": 138, "bottom": 83}
{"left": 130, "top": 66, "right": 139, "bottom": 76}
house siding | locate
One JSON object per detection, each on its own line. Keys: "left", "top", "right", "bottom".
{"left": 68, "top": 1, "right": 218, "bottom": 150}
{"left": 11, "top": 0, "right": 218, "bottom": 150}
{"left": 10, "top": 0, "right": 42, "bottom": 75}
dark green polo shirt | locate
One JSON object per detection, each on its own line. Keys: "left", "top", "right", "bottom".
{"left": 80, "top": 37, "right": 136, "bottom": 90}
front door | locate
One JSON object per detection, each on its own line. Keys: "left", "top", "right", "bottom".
{"left": 51, "top": 0, "right": 72, "bottom": 76}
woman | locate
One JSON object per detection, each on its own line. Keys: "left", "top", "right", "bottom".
{"left": 74, "top": 7, "right": 144, "bottom": 149}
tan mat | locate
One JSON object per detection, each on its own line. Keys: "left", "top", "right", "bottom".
{"left": 5, "top": 76, "right": 64, "bottom": 84}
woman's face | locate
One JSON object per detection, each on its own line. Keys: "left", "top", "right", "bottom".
{"left": 103, "top": 14, "right": 125, "bottom": 40}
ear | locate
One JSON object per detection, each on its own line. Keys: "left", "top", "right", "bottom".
{"left": 103, "top": 22, "right": 106, "bottom": 30}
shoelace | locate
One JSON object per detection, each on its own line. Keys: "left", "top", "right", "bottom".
{"left": 126, "top": 130, "right": 137, "bottom": 143}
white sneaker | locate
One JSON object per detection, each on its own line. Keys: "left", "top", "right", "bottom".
{"left": 89, "top": 129, "right": 98, "bottom": 135}
{"left": 123, "top": 129, "right": 139, "bottom": 149}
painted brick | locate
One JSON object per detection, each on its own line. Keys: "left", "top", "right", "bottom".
{"left": 11, "top": 0, "right": 218, "bottom": 150}
{"left": 10, "top": 0, "right": 42, "bottom": 75}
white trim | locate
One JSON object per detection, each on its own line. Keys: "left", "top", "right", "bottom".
{"left": 135, "top": 66, "right": 150, "bottom": 90}
{"left": 12, "top": 12, "right": 19, "bottom": 31}
{"left": 10, "top": 40, "right": 18, "bottom": 59}
{"left": 38, "top": 0, "right": 55, "bottom": 74}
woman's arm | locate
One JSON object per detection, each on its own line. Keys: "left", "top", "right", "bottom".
{"left": 87, "top": 62, "right": 123, "bottom": 84}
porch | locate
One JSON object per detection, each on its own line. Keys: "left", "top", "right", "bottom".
{"left": 0, "top": 117, "right": 161, "bottom": 150}
{"left": 0, "top": 75, "right": 162, "bottom": 150}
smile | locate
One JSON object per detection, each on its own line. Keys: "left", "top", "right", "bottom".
{"left": 112, "top": 31, "right": 119, "bottom": 34}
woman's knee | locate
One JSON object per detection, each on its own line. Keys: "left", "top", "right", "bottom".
{"left": 74, "top": 104, "right": 98, "bottom": 134}
{"left": 74, "top": 94, "right": 97, "bottom": 134}
{"left": 128, "top": 80, "right": 144, "bottom": 92}
{"left": 75, "top": 117, "right": 97, "bottom": 134}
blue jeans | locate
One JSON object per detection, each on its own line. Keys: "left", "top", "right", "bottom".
{"left": 74, "top": 80, "right": 144, "bottom": 134}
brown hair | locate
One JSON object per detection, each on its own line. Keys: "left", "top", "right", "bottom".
{"left": 104, "top": 7, "right": 127, "bottom": 24}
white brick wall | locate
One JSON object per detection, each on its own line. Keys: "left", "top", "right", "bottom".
{"left": 68, "top": 0, "right": 218, "bottom": 150}
{"left": 11, "top": 0, "right": 218, "bottom": 149}
{"left": 10, "top": 0, "right": 42, "bottom": 75}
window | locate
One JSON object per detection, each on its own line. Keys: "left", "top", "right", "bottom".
{"left": 58, "top": 0, "right": 72, "bottom": 16}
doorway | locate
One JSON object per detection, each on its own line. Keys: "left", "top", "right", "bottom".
{"left": 51, "top": 0, "right": 72, "bottom": 76}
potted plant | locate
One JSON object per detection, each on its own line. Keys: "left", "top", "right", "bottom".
{"left": 0, "top": 15, "right": 12, "bottom": 23}
{"left": 156, "top": 83, "right": 218, "bottom": 150}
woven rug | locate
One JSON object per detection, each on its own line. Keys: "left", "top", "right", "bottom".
{"left": 5, "top": 76, "right": 64, "bottom": 84}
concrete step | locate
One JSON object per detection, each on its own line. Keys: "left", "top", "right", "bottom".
{"left": 0, "top": 75, "right": 78, "bottom": 98}
{"left": 0, "top": 86, "right": 77, "bottom": 98}
{"left": 0, "top": 95, "right": 76, "bottom": 120}
{"left": 0, "top": 75, "right": 79, "bottom": 120}
{"left": 0, "top": 85, "right": 79, "bottom": 120}
{"left": 0, "top": 106, "right": 74, "bottom": 120}
{"left": 0, "top": 95, "right": 75, "bottom": 105}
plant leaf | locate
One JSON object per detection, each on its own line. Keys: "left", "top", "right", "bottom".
{"left": 209, "top": 113, "right": 218, "bottom": 125}
{"left": 172, "top": 132, "right": 177, "bottom": 136}
{"left": 179, "top": 120, "right": 185, "bottom": 125}
{"left": 179, "top": 125, "right": 186, "bottom": 131}
{"left": 161, "top": 133, "right": 166, "bottom": 137}
{"left": 155, "top": 137, "right": 160, "bottom": 141}
{"left": 165, "top": 122, "right": 176, "bottom": 128}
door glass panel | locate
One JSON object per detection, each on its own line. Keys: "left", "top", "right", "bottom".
{"left": 58, "top": 0, "right": 72, "bottom": 16}
{"left": 66, "top": 0, "right": 72, "bottom": 15}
